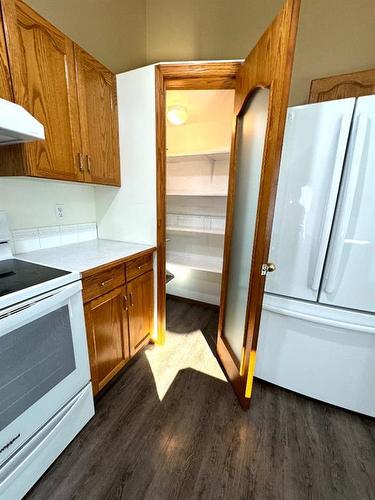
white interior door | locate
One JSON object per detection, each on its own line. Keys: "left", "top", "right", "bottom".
{"left": 265, "top": 98, "right": 355, "bottom": 301}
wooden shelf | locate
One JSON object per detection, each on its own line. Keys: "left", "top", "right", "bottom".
{"left": 167, "top": 251, "right": 223, "bottom": 274}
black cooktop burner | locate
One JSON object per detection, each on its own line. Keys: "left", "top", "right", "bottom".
{"left": 0, "top": 259, "right": 70, "bottom": 297}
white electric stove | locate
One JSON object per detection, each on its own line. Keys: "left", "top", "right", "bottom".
{"left": 0, "top": 211, "right": 94, "bottom": 499}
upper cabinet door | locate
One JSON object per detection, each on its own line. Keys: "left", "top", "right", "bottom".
{"left": 3, "top": 0, "right": 83, "bottom": 181}
{"left": 74, "top": 45, "right": 121, "bottom": 186}
{"left": 0, "top": 6, "right": 13, "bottom": 100}
{"left": 217, "top": 0, "right": 300, "bottom": 409}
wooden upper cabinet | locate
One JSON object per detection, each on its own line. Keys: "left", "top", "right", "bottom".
{"left": 0, "top": 6, "right": 13, "bottom": 100}
{"left": 74, "top": 45, "right": 120, "bottom": 186}
{"left": 309, "top": 69, "right": 375, "bottom": 103}
{"left": 2, "top": 0, "right": 83, "bottom": 181}
{"left": 0, "top": 0, "right": 120, "bottom": 185}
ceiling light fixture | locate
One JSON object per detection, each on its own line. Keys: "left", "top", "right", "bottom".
{"left": 167, "top": 105, "right": 188, "bottom": 126}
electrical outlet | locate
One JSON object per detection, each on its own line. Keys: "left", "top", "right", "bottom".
{"left": 55, "top": 204, "right": 65, "bottom": 220}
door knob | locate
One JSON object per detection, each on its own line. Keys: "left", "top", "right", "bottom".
{"left": 261, "top": 262, "right": 276, "bottom": 276}
{"left": 267, "top": 262, "right": 276, "bottom": 272}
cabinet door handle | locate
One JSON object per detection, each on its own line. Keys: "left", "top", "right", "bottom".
{"left": 101, "top": 278, "right": 113, "bottom": 287}
{"left": 78, "top": 152, "right": 85, "bottom": 172}
{"left": 86, "top": 154, "right": 92, "bottom": 174}
{"left": 123, "top": 295, "right": 128, "bottom": 310}
{"left": 129, "top": 292, "right": 134, "bottom": 307}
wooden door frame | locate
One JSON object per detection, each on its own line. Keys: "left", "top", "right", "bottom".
{"left": 155, "top": 61, "right": 241, "bottom": 345}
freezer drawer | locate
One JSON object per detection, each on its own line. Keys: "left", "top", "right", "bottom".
{"left": 256, "top": 294, "right": 375, "bottom": 417}
{"left": 266, "top": 98, "right": 355, "bottom": 301}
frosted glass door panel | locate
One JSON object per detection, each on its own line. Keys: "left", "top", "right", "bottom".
{"left": 223, "top": 88, "right": 269, "bottom": 362}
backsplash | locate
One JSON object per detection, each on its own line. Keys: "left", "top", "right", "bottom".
{"left": 11, "top": 223, "right": 97, "bottom": 254}
{"left": 0, "top": 177, "right": 97, "bottom": 231}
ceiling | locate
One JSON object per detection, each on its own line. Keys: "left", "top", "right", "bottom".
{"left": 166, "top": 89, "right": 234, "bottom": 125}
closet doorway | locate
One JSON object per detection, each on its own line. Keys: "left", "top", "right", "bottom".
{"left": 155, "top": 62, "right": 240, "bottom": 347}
{"left": 165, "top": 89, "right": 235, "bottom": 335}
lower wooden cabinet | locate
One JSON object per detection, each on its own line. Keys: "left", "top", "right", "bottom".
{"left": 127, "top": 270, "right": 154, "bottom": 357}
{"left": 82, "top": 252, "right": 155, "bottom": 396}
{"left": 84, "top": 285, "right": 129, "bottom": 395}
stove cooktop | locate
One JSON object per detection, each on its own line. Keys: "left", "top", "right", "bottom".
{"left": 0, "top": 259, "right": 71, "bottom": 298}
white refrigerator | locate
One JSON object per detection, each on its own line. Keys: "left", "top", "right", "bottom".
{"left": 255, "top": 95, "right": 375, "bottom": 417}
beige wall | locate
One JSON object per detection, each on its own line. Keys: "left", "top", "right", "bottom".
{"left": 146, "top": 0, "right": 375, "bottom": 104}
{"left": 146, "top": 1, "right": 282, "bottom": 65}
{"left": 25, "top": 0, "right": 375, "bottom": 104}
{"left": 26, "top": 0, "right": 147, "bottom": 72}
{"left": 0, "top": 178, "right": 96, "bottom": 230}
{"left": 292, "top": 0, "right": 375, "bottom": 104}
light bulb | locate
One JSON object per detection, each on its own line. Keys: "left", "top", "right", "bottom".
{"left": 167, "top": 105, "right": 188, "bottom": 126}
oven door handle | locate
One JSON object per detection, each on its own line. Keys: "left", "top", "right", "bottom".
{"left": 0, "top": 281, "right": 82, "bottom": 333}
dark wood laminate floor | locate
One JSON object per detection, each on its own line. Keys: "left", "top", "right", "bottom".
{"left": 25, "top": 296, "right": 375, "bottom": 500}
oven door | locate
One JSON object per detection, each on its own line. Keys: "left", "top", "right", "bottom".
{"left": 0, "top": 280, "right": 92, "bottom": 465}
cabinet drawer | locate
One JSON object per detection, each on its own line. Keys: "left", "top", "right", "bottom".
{"left": 83, "top": 265, "right": 125, "bottom": 302}
{"left": 126, "top": 253, "right": 153, "bottom": 281}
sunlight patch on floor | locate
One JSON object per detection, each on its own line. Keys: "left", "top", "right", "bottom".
{"left": 145, "top": 329, "right": 227, "bottom": 401}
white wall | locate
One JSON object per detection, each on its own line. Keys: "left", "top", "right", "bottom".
{"left": 0, "top": 177, "right": 96, "bottom": 230}
{"left": 167, "top": 120, "right": 232, "bottom": 156}
{"left": 95, "top": 65, "right": 157, "bottom": 246}
{"left": 94, "top": 64, "right": 158, "bottom": 338}
{"left": 166, "top": 89, "right": 234, "bottom": 155}
{"left": 167, "top": 268, "right": 222, "bottom": 305}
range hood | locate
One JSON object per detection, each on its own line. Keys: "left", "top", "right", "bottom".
{"left": 0, "top": 98, "right": 45, "bottom": 145}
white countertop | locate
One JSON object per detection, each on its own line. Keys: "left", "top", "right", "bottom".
{"left": 16, "top": 239, "right": 155, "bottom": 274}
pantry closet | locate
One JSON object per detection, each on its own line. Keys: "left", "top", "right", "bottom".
{"left": 165, "top": 89, "right": 234, "bottom": 306}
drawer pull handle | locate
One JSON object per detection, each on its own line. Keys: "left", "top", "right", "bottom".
{"left": 137, "top": 265, "right": 144, "bottom": 270}
{"left": 129, "top": 292, "right": 134, "bottom": 307}
{"left": 78, "top": 152, "right": 85, "bottom": 172}
{"left": 101, "top": 279, "right": 113, "bottom": 287}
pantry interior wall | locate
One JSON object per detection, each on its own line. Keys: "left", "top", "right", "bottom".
{"left": 166, "top": 89, "right": 234, "bottom": 305}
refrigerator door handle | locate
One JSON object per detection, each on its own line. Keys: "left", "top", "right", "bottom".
{"left": 324, "top": 113, "right": 369, "bottom": 294}
{"left": 263, "top": 303, "right": 375, "bottom": 335}
{"left": 310, "top": 113, "right": 353, "bottom": 291}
